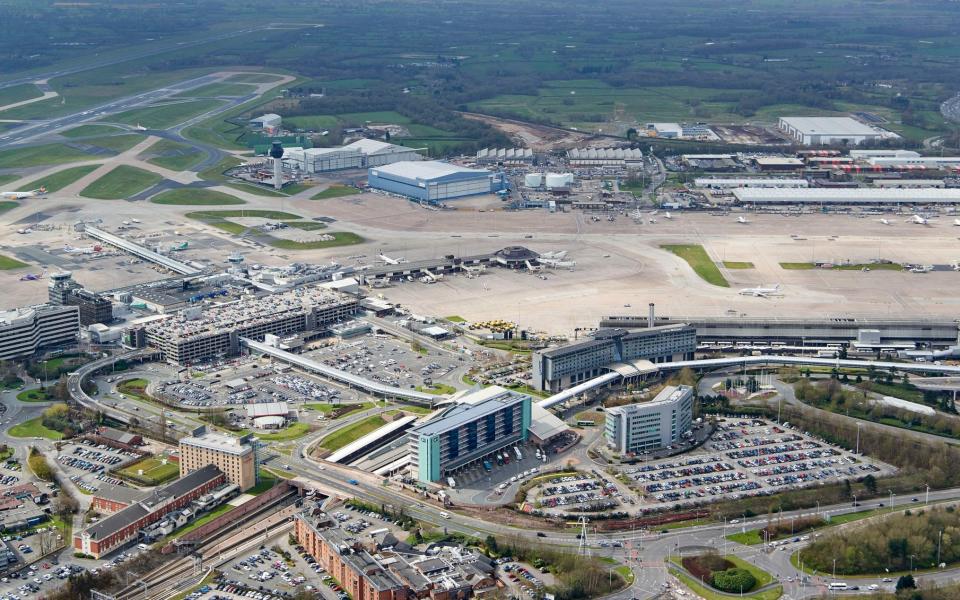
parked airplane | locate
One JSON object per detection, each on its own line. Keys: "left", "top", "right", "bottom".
{"left": 539, "top": 257, "right": 576, "bottom": 270}
{"left": 910, "top": 264, "right": 934, "bottom": 273}
{"left": 134, "top": 123, "right": 147, "bottom": 131}
{"left": 738, "top": 283, "right": 783, "bottom": 298}
{"left": 19, "top": 272, "right": 43, "bottom": 281}
{"left": 131, "top": 218, "right": 141, "bottom": 224}
{"left": 663, "top": 212, "right": 673, "bottom": 220}
{"left": 16, "top": 228, "right": 30, "bottom": 235}
{"left": 64, "top": 244, "right": 102, "bottom": 254}
{"left": 910, "top": 214, "right": 929, "bottom": 225}
{"left": 540, "top": 250, "right": 568, "bottom": 260}
{"left": 377, "top": 251, "right": 405, "bottom": 265}
{"left": 1, "top": 187, "right": 45, "bottom": 200}
{"left": 879, "top": 218, "right": 891, "bottom": 225}
{"left": 953, "top": 218, "right": 960, "bottom": 227}
{"left": 736, "top": 216, "right": 749, "bottom": 224}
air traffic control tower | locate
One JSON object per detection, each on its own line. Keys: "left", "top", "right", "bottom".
{"left": 270, "top": 140, "right": 284, "bottom": 190}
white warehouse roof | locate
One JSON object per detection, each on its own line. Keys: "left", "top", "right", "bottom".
{"left": 342, "top": 138, "right": 413, "bottom": 155}
{"left": 733, "top": 188, "right": 960, "bottom": 204}
{"left": 779, "top": 117, "right": 878, "bottom": 136}
{"left": 246, "top": 402, "right": 290, "bottom": 418}
{"left": 373, "top": 160, "right": 490, "bottom": 180}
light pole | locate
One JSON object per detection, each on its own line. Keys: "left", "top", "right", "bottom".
{"left": 938, "top": 529, "right": 943, "bottom": 567}
{"left": 926, "top": 484, "right": 930, "bottom": 506}
{"left": 889, "top": 490, "right": 894, "bottom": 509}
{"left": 910, "top": 554, "right": 916, "bottom": 572}
{"left": 855, "top": 422, "right": 861, "bottom": 455}
{"left": 833, "top": 558, "right": 837, "bottom": 580}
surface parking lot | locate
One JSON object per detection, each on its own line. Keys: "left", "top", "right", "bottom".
{"left": 305, "top": 334, "right": 460, "bottom": 391}
{"left": 621, "top": 419, "right": 890, "bottom": 507}
{"left": 56, "top": 440, "right": 139, "bottom": 494}
{"left": 534, "top": 473, "right": 620, "bottom": 513}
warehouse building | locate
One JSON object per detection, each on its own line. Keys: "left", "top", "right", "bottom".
{"left": 694, "top": 178, "right": 808, "bottom": 189}
{"left": 368, "top": 161, "right": 505, "bottom": 203}
{"left": 863, "top": 156, "right": 960, "bottom": 168}
{"left": 604, "top": 385, "right": 694, "bottom": 455}
{"left": 778, "top": 116, "right": 895, "bottom": 146}
{"left": 286, "top": 139, "right": 422, "bottom": 173}
{"left": 407, "top": 387, "right": 531, "bottom": 484}
{"left": 144, "top": 286, "right": 358, "bottom": 364}
{"left": 0, "top": 304, "right": 79, "bottom": 361}
{"left": 566, "top": 147, "right": 643, "bottom": 168}
{"left": 732, "top": 187, "right": 960, "bottom": 205}
{"left": 74, "top": 464, "right": 225, "bottom": 558}
{"left": 532, "top": 324, "right": 696, "bottom": 393}
{"left": 476, "top": 148, "right": 534, "bottom": 165}
{"left": 249, "top": 114, "right": 282, "bottom": 134}
{"left": 179, "top": 427, "right": 258, "bottom": 491}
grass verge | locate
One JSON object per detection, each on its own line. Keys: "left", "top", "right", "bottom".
{"left": 9, "top": 418, "right": 63, "bottom": 440}
{"left": 310, "top": 185, "right": 360, "bottom": 200}
{"left": 318, "top": 415, "right": 387, "bottom": 452}
{"left": 79, "top": 165, "right": 162, "bottom": 199}
{"left": 0, "top": 255, "right": 28, "bottom": 270}
{"left": 151, "top": 188, "right": 245, "bottom": 205}
{"left": 16, "top": 164, "right": 100, "bottom": 193}
{"left": 661, "top": 244, "right": 729, "bottom": 287}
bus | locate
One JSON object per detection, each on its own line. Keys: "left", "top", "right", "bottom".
{"left": 828, "top": 582, "right": 848, "bottom": 591}
{"left": 576, "top": 419, "right": 596, "bottom": 427}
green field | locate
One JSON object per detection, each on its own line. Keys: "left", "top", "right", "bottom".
{"left": 142, "top": 139, "right": 204, "bottom": 171}
{"left": 80, "top": 165, "right": 162, "bottom": 199}
{"left": 253, "top": 422, "right": 311, "bottom": 442}
{"left": 269, "top": 233, "right": 364, "bottom": 250}
{"left": 227, "top": 73, "right": 285, "bottom": 84}
{"left": 661, "top": 244, "right": 729, "bottom": 287}
{"left": 670, "top": 569, "right": 781, "bottom": 600}
{"left": 0, "top": 143, "right": 94, "bottom": 168}
{"left": 171, "top": 503, "right": 236, "bottom": 537}
{"left": 16, "top": 389, "right": 52, "bottom": 402}
{"left": 16, "top": 164, "right": 100, "bottom": 193}
{"left": 0, "top": 175, "right": 17, "bottom": 187}
{"left": 60, "top": 125, "right": 122, "bottom": 138}
{"left": 415, "top": 383, "right": 457, "bottom": 395}
{"left": 109, "top": 99, "right": 225, "bottom": 129}
{"left": 176, "top": 82, "right": 257, "bottom": 97}
{"left": 118, "top": 456, "right": 180, "bottom": 485}
{"left": 284, "top": 221, "right": 327, "bottom": 230}
{"left": 82, "top": 134, "right": 146, "bottom": 153}
{"left": 150, "top": 188, "right": 246, "bottom": 205}
{"left": 310, "top": 185, "right": 361, "bottom": 200}
{"left": 284, "top": 115, "right": 340, "bottom": 131}
{"left": 723, "top": 261, "right": 755, "bottom": 269}
{"left": 0, "top": 255, "right": 28, "bottom": 270}
{"left": 0, "top": 84, "right": 42, "bottom": 107}
{"left": 304, "top": 401, "right": 376, "bottom": 416}
{"left": 8, "top": 417, "right": 64, "bottom": 440}
{"left": 318, "top": 415, "right": 387, "bottom": 452}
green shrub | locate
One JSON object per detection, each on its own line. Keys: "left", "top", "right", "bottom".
{"left": 712, "top": 568, "right": 756, "bottom": 593}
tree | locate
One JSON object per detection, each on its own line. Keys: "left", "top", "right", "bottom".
{"left": 485, "top": 534, "right": 499, "bottom": 553}
{"left": 626, "top": 128, "right": 638, "bottom": 140}
{"left": 863, "top": 474, "right": 878, "bottom": 494}
{"left": 896, "top": 574, "right": 916, "bottom": 591}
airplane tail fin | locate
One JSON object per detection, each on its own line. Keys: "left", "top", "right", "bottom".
{"left": 38, "top": 186, "right": 46, "bottom": 193}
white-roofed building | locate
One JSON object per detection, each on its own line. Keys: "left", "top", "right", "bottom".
{"left": 778, "top": 116, "right": 897, "bottom": 146}
{"left": 253, "top": 415, "right": 286, "bottom": 429}
{"left": 367, "top": 161, "right": 506, "bottom": 202}
{"left": 249, "top": 114, "right": 282, "bottom": 132}
{"left": 733, "top": 187, "right": 960, "bottom": 205}
{"left": 246, "top": 402, "right": 291, "bottom": 419}
{"left": 342, "top": 138, "right": 423, "bottom": 166}
{"left": 284, "top": 138, "right": 421, "bottom": 173}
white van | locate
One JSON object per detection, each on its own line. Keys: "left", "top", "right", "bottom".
{"left": 828, "top": 582, "right": 848, "bottom": 591}
{"left": 439, "top": 511, "right": 450, "bottom": 519}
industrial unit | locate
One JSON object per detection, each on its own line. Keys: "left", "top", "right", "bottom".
{"left": 566, "top": 147, "right": 643, "bottom": 167}
{"left": 367, "top": 161, "right": 505, "bottom": 202}
{"left": 532, "top": 321, "right": 697, "bottom": 393}
{"left": 475, "top": 148, "right": 534, "bottom": 165}
{"left": 604, "top": 385, "right": 695, "bottom": 454}
{"left": 694, "top": 178, "right": 809, "bottom": 189}
{"left": 0, "top": 304, "right": 79, "bottom": 361}
{"left": 732, "top": 187, "right": 960, "bottom": 205}
{"left": 141, "top": 286, "right": 358, "bottom": 364}
{"left": 407, "top": 387, "right": 531, "bottom": 484}
{"left": 179, "top": 427, "right": 258, "bottom": 491}
{"left": 285, "top": 139, "right": 422, "bottom": 173}
{"left": 777, "top": 116, "right": 895, "bottom": 146}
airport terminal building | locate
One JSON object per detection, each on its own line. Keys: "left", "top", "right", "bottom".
{"left": 408, "top": 387, "right": 531, "bottom": 484}
{"left": 604, "top": 385, "right": 694, "bottom": 455}
{"left": 367, "top": 161, "right": 505, "bottom": 203}
{"left": 0, "top": 304, "right": 79, "bottom": 361}
{"left": 532, "top": 324, "right": 697, "bottom": 393}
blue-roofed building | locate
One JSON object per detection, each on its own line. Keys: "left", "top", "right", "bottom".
{"left": 367, "top": 161, "right": 505, "bottom": 203}
{"left": 408, "top": 387, "right": 531, "bottom": 484}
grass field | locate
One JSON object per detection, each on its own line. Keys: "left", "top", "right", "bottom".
{"left": 0, "top": 175, "right": 17, "bottom": 187}
{"left": 16, "top": 164, "right": 100, "bottom": 193}
{"left": 269, "top": 232, "right": 364, "bottom": 250}
{"left": 0, "top": 143, "right": 94, "bottom": 168}
{"left": 109, "top": 99, "right": 225, "bottom": 129}
{"left": 284, "top": 221, "right": 327, "bottom": 230}
{"left": 253, "top": 422, "right": 311, "bottom": 442}
{"left": 60, "top": 125, "right": 122, "bottom": 138}
{"left": 118, "top": 456, "right": 180, "bottom": 485}
{"left": 304, "top": 401, "right": 376, "bottom": 416}
{"left": 661, "top": 244, "right": 729, "bottom": 287}
{"left": 227, "top": 73, "right": 285, "bottom": 83}
{"left": 670, "top": 569, "right": 781, "bottom": 600}
{"left": 150, "top": 188, "right": 246, "bottom": 205}
{"left": 310, "top": 185, "right": 361, "bottom": 200}
{"left": 172, "top": 503, "right": 236, "bottom": 537}
{"left": 83, "top": 134, "right": 145, "bottom": 153}
{"left": 723, "top": 261, "right": 755, "bottom": 269}
{"left": 117, "top": 378, "right": 152, "bottom": 403}
{"left": 16, "top": 389, "right": 51, "bottom": 402}
{"left": 176, "top": 82, "right": 257, "bottom": 97}
{"left": 445, "top": 315, "right": 466, "bottom": 323}
{"left": 415, "top": 383, "right": 457, "bottom": 395}
{"left": 8, "top": 417, "right": 63, "bottom": 440}
{"left": 318, "top": 415, "right": 386, "bottom": 452}
{"left": 79, "top": 165, "right": 162, "bottom": 199}
{"left": 0, "top": 254, "right": 28, "bottom": 270}
{"left": 0, "top": 84, "right": 42, "bottom": 107}
{"left": 0, "top": 201, "right": 18, "bottom": 216}
{"left": 249, "top": 469, "right": 278, "bottom": 495}
{"left": 142, "top": 139, "right": 204, "bottom": 171}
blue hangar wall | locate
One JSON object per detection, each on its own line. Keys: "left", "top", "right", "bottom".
{"left": 367, "top": 162, "right": 505, "bottom": 202}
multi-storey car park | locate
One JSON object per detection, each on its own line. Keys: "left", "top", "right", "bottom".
{"left": 532, "top": 323, "right": 696, "bottom": 393}
{"left": 0, "top": 304, "right": 79, "bottom": 361}
{"left": 604, "top": 385, "right": 695, "bottom": 455}
{"left": 407, "top": 387, "right": 531, "bottom": 484}
{"left": 141, "top": 286, "right": 358, "bottom": 364}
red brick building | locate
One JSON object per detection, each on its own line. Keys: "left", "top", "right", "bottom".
{"left": 295, "top": 512, "right": 409, "bottom": 600}
{"left": 75, "top": 464, "right": 224, "bottom": 558}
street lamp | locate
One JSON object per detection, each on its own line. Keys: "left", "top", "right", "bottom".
{"left": 855, "top": 422, "right": 861, "bottom": 455}
{"left": 926, "top": 484, "right": 930, "bottom": 506}
{"left": 910, "top": 554, "right": 916, "bottom": 572}
{"left": 832, "top": 558, "right": 837, "bottom": 580}
{"left": 938, "top": 529, "right": 943, "bottom": 567}
{"left": 889, "top": 490, "right": 894, "bottom": 509}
